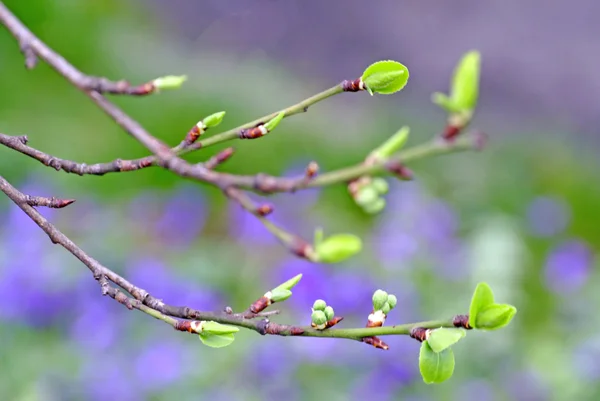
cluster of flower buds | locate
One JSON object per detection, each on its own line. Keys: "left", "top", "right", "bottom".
{"left": 310, "top": 299, "right": 343, "bottom": 330}
{"left": 248, "top": 274, "right": 302, "bottom": 314}
{"left": 367, "top": 289, "right": 398, "bottom": 327}
{"left": 183, "top": 111, "right": 226, "bottom": 146}
{"left": 348, "top": 126, "right": 411, "bottom": 214}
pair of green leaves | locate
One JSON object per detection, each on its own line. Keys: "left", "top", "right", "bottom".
{"left": 469, "top": 282, "right": 517, "bottom": 330}
{"left": 419, "top": 282, "right": 517, "bottom": 384}
{"left": 432, "top": 50, "right": 481, "bottom": 115}
{"left": 198, "top": 321, "right": 240, "bottom": 348}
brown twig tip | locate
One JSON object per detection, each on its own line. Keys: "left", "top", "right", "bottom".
{"left": 239, "top": 125, "right": 268, "bottom": 139}
{"left": 442, "top": 124, "right": 462, "bottom": 141}
{"left": 249, "top": 296, "right": 271, "bottom": 314}
{"left": 452, "top": 314, "right": 472, "bottom": 329}
{"left": 385, "top": 160, "right": 413, "bottom": 181}
{"left": 362, "top": 336, "right": 390, "bottom": 350}
{"left": 184, "top": 125, "right": 203, "bottom": 146}
{"left": 409, "top": 327, "right": 429, "bottom": 342}
{"left": 25, "top": 195, "right": 76, "bottom": 209}
{"left": 205, "top": 147, "right": 235, "bottom": 170}
{"left": 304, "top": 161, "right": 319, "bottom": 179}
{"left": 342, "top": 78, "right": 365, "bottom": 92}
{"left": 256, "top": 203, "right": 274, "bottom": 217}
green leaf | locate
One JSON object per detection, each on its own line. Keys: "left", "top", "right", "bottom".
{"left": 419, "top": 341, "right": 455, "bottom": 384}
{"left": 372, "top": 126, "right": 410, "bottom": 159}
{"left": 270, "top": 288, "right": 292, "bottom": 303}
{"left": 361, "top": 60, "right": 409, "bottom": 95}
{"left": 314, "top": 233, "right": 362, "bottom": 263}
{"left": 199, "top": 332, "right": 235, "bottom": 348}
{"left": 475, "top": 303, "right": 517, "bottom": 330}
{"left": 273, "top": 274, "right": 303, "bottom": 292}
{"left": 264, "top": 112, "right": 285, "bottom": 132}
{"left": 203, "top": 111, "right": 226, "bottom": 128}
{"left": 427, "top": 328, "right": 467, "bottom": 353}
{"left": 431, "top": 92, "right": 462, "bottom": 113}
{"left": 153, "top": 75, "right": 187, "bottom": 90}
{"left": 200, "top": 321, "right": 240, "bottom": 335}
{"left": 451, "top": 50, "right": 481, "bottom": 110}
{"left": 469, "top": 282, "right": 495, "bottom": 329}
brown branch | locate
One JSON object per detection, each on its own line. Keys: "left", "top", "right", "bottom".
{"left": 25, "top": 194, "right": 75, "bottom": 209}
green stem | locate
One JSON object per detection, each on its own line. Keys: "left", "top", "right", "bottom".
{"left": 181, "top": 84, "right": 345, "bottom": 152}
{"left": 308, "top": 135, "right": 478, "bottom": 188}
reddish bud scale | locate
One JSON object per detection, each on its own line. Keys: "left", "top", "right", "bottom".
{"left": 326, "top": 316, "right": 344, "bottom": 328}
{"left": 185, "top": 125, "right": 202, "bottom": 145}
{"left": 362, "top": 336, "right": 389, "bottom": 350}
{"left": 131, "top": 82, "right": 155, "bottom": 96}
{"left": 205, "top": 147, "right": 235, "bottom": 169}
{"left": 453, "top": 314, "right": 472, "bottom": 329}
{"left": 305, "top": 161, "right": 319, "bottom": 178}
{"left": 342, "top": 78, "right": 364, "bottom": 92}
{"left": 409, "top": 327, "right": 428, "bottom": 342}
{"left": 175, "top": 320, "right": 194, "bottom": 333}
{"left": 385, "top": 161, "right": 413, "bottom": 180}
{"left": 442, "top": 124, "right": 461, "bottom": 141}
{"left": 249, "top": 296, "right": 270, "bottom": 314}
{"left": 256, "top": 204, "right": 273, "bottom": 217}
{"left": 239, "top": 126, "right": 266, "bottom": 139}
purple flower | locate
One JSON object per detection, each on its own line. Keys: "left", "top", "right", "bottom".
{"left": 247, "top": 339, "right": 298, "bottom": 379}
{"left": 274, "top": 258, "right": 329, "bottom": 313}
{"left": 455, "top": 379, "right": 496, "bottom": 401}
{"left": 526, "top": 196, "right": 570, "bottom": 237}
{"left": 81, "top": 359, "right": 139, "bottom": 401}
{"left": 544, "top": 239, "right": 593, "bottom": 294}
{"left": 154, "top": 183, "right": 207, "bottom": 248}
{"left": 134, "top": 341, "right": 187, "bottom": 391}
{"left": 572, "top": 337, "right": 600, "bottom": 381}
{"left": 504, "top": 369, "right": 549, "bottom": 401}
{"left": 69, "top": 295, "right": 121, "bottom": 351}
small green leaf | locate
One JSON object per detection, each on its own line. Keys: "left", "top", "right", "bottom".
{"left": 270, "top": 288, "right": 292, "bottom": 303}
{"left": 312, "top": 299, "right": 327, "bottom": 311}
{"left": 361, "top": 60, "right": 410, "bottom": 95}
{"left": 372, "top": 289, "right": 388, "bottom": 311}
{"left": 153, "top": 75, "right": 187, "bottom": 90}
{"left": 311, "top": 310, "right": 327, "bottom": 326}
{"left": 199, "top": 332, "right": 235, "bottom": 348}
{"left": 451, "top": 50, "right": 481, "bottom": 111}
{"left": 324, "top": 306, "right": 335, "bottom": 321}
{"left": 372, "top": 126, "right": 410, "bottom": 159}
{"left": 419, "top": 341, "right": 455, "bottom": 384}
{"left": 431, "top": 92, "right": 463, "bottom": 113}
{"left": 203, "top": 111, "right": 226, "bottom": 128}
{"left": 200, "top": 321, "right": 240, "bottom": 335}
{"left": 475, "top": 304, "right": 517, "bottom": 330}
{"left": 264, "top": 112, "right": 285, "bottom": 132}
{"left": 273, "top": 274, "right": 303, "bottom": 292}
{"left": 314, "top": 233, "right": 362, "bottom": 263}
{"left": 469, "top": 282, "right": 495, "bottom": 329}
{"left": 427, "top": 328, "right": 466, "bottom": 353}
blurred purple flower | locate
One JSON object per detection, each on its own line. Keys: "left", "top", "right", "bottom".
{"left": 69, "top": 295, "right": 121, "bottom": 351}
{"left": 455, "top": 379, "right": 496, "bottom": 401}
{"left": 134, "top": 341, "right": 187, "bottom": 391}
{"left": 351, "top": 370, "right": 399, "bottom": 401}
{"left": 544, "top": 239, "right": 593, "bottom": 294}
{"left": 82, "top": 359, "right": 139, "bottom": 401}
{"left": 274, "top": 258, "right": 329, "bottom": 312}
{"left": 126, "top": 257, "right": 222, "bottom": 309}
{"left": 247, "top": 339, "right": 298, "bottom": 379}
{"left": 228, "top": 200, "right": 278, "bottom": 245}
{"left": 504, "top": 369, "right": 549, "bottom": 401}
{"left": 572, "top": 337, "right": 600, "bottom": 381}
{"left": 154, "top": 183, "right": 207, "bottom": 248}
{"left": 526, "top": 196, "right": 570, "bottom": 237}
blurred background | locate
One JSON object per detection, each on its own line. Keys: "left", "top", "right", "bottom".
{"left": 1, "top": 1, "right": 599, "bottom": 400}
